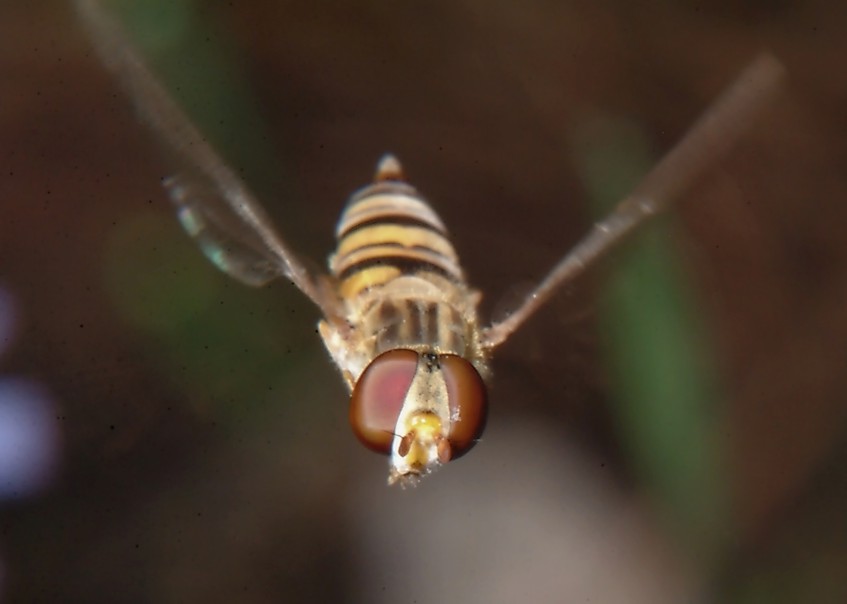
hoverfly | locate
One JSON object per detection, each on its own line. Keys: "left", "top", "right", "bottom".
{"left": 76, "top": 0, "right": 785, "bottom": 485}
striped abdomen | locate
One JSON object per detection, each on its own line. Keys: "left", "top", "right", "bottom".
{"left": 331, "top": 155, "right": 464, "bottom": 300}
{"left": 329, "top": 155, "right": 485, "bottom": 369}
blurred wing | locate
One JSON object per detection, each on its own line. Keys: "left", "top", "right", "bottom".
{"left": 165, "top": 174, "right": 281, "bottom": 287}
{"left": 75, "top": 0, "right": 341, "bottom": 319}
{"left": 482, "top": 52, "right": 787, "bottom": 349}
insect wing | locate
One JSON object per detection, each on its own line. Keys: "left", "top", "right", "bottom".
{"left": 74, "top": 0, "right": 341, "bottom": 319}
{"left": 165, "top": 173, "right": 280, "bottom": 286}
{"left": 481, "top": 53, "right": 786, "bottom": 349}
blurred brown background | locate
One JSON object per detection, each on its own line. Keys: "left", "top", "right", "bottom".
{"left": 2, "top": 1, "right": 847, "bottom": 602}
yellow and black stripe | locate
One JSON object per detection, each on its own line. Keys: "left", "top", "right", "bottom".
{"left": 331, "top": 155, "right": 465, "bottom": 300}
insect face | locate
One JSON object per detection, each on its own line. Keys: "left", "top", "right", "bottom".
{"left": 349, "top": 349, "right": 487, "bottom": 485}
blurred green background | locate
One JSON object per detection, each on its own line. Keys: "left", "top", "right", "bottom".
{"left": 2, "top": 1, "right": 846, "bottom": 602}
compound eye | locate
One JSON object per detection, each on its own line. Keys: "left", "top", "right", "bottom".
{"left": 349, "top": 349, "right": 419, "bottom": 454}
{"left": 439, "top": 355, "right": 488, "bottom": 457}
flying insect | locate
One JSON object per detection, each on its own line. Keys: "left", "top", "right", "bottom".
{"left": 76, "top": 0, "right": 785, "bottom": 485}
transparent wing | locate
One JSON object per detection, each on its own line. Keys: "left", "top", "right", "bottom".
{"left": 75, "top": 0, "right": 341, "bottom": 320}
{"left": 165, "top": 174, "right": 281, "bottom": 287}
{"left": 482, "top": 52, "right": 787, "bottom": 350}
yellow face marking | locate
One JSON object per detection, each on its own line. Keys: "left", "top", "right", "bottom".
{"left": 400, "top": 412, "right": 445, "bottom": 468}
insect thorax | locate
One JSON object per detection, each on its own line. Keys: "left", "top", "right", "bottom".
{"left": 322, "top": 255, "right": 488, "bottom": 390}
{"left": 358, "top": 275, "right": 484, "bottom": 355}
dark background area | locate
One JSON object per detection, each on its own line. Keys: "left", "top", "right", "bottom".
{"left": 2, "top": 1, "right": 847, "bottom": 602}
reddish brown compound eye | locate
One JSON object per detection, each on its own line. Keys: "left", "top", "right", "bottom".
{"left": 439, "top": 354, "right": 488, "bottom": 458}
{"left": 349, "top": 349, "right": 419, "bottom": 454}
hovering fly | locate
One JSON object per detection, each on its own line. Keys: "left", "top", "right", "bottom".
{"left": 76, "top": 0, "right": 785, "bottom": 485}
